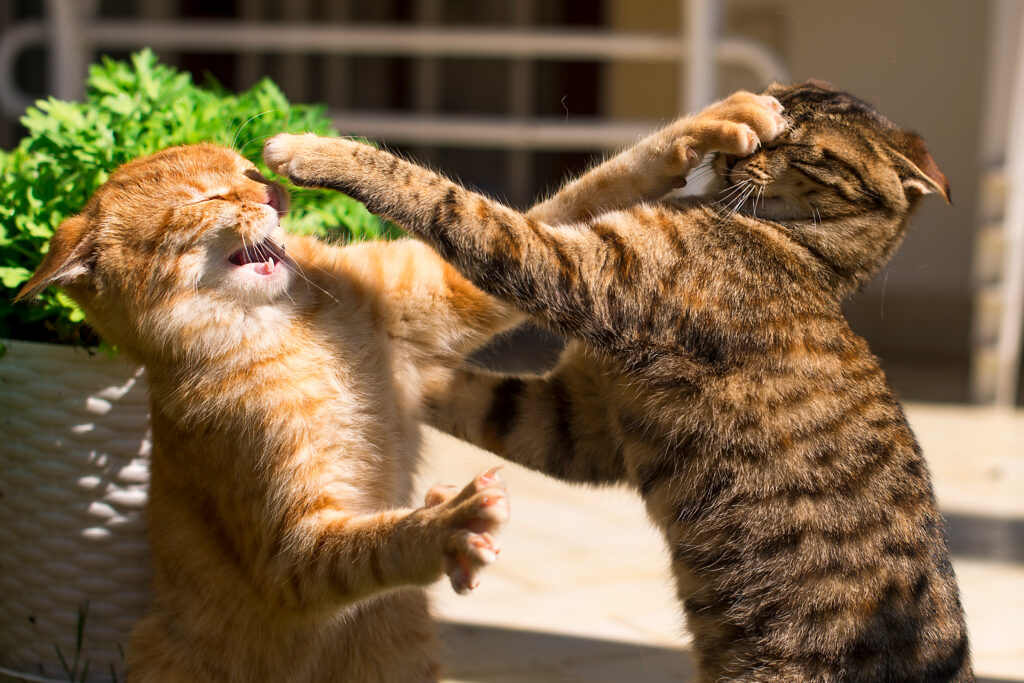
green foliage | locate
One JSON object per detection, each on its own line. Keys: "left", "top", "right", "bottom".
{"left": 0, "top": 49, "right": 396, "bottom": 346}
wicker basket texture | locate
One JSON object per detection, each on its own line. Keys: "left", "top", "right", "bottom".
{"left": 0, "top": 340, "right": 152, "bottom": 682}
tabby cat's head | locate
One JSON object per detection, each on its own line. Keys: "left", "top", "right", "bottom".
{"left": 17, "top": 144, "right": 293, "bottom": 356}
{"left": 714, "top": 80, "right": 949, "bottom": 293}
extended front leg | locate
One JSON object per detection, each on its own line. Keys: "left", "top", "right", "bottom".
{"left": 262, "top": 91, "right": 786, "bottom": 350}
{"left": 265, "top": 133, "right": 635, "bottom": 347}
{"left": 424, "top": 348, "right": 626, "bottom": 486}
{"left": 266, "top": 468, "right": 509, "bottom": 609}
{"left": 526, "top": 90, "right": 787, "bottom": 224}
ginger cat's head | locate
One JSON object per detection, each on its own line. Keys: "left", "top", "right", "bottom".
{"left": 17, "top": 144, "right": 293, "bottom": 360}
{"left": 713, "top": 80, "right": 949, "bottom": 222}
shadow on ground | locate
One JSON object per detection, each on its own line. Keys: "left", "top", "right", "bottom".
{"left": 946, "top": 511, "right": 1024, "bottom": 564}
{"left": 440, "top": 621, "right": 694, "bottom": 682}
{"left": 440, "top": 621, "right": 1022, "bottom": 683}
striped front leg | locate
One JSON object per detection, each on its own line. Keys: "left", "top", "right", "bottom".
{"left": 424, "top": 347, "right": 626, "bottom": 486}
{"left": 527, "top": 90, "right": 787, "bottom": 225}
{"left": 264, "top": 134, "right": 664, "bottom": 353}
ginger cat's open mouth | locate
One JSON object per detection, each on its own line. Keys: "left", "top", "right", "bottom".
{"left": 228, "top": 238, "right": 287, "bottom": 277}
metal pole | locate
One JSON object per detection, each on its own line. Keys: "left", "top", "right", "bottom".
{"left": 322, "top": 0, "right": 351, "bottom": 110}
{"left": 507, "top": 0, "right": 536, "bottom": 208}
{"left": 411, "top": 0, "right": 442, "bottom": 165}
{"left": 682, "top": 0, "right": 717, "bottom": 113}
{"left": 46, "top": 0, "right": 90, "bottom": 102}
{"left": 282, "top": 0, "right": 311, "bottom": 102}
{"left": 995, "top": 6, "right": 1024, "bottom": 406}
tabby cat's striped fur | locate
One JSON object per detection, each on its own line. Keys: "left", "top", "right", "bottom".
{"left": 265, "top": 82, "right": 972, "bottom": 682}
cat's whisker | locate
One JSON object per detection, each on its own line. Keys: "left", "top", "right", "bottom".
{"left": 715, "top": 187, "right": 745, "bottom": 208}
{"left": 683, "top": 167, "right": 715, "bottom": 187}
{"left": 239, "top": 133, "right": 278, "bottom": 160}
{"left": 230, "top": 111, "right": 273, "bottom": 152}
{"left": 279, "top": 256, "right": 346, "bottom": 310}
{"left": 723, "top": 182, "right": 755, "bottom": 213}
{"left": 689, "top": 158, "right": 713, "bottom": 174}
{"left": 712, "top": 184, "right": 754, "bottom": 225}
{"left": 735, "top": 185, "right": 757, "bottom": 214}
{"left": 716, "top": 179, "right": 753, "bottom": 206}
{"left": 738, "top": 187, "right": 756, "bottom": 214}
{"left": 684, "top": 159, "right": 716, "bottom": 183}
{"left": 716, "top": 177, "right": 749, "bottom": 196}
{"left": 810, "top": 204, "right": 822, "bottom": 228}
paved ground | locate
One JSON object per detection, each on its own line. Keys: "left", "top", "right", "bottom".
{"left": 2, "top": 404, "right": 1018, "bottom": 682}
{"left": 418, "top": 403, "right": 1024, "bottom": 683}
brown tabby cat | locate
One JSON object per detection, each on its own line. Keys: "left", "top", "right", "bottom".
{"left": 15, "top": 144, "right": 522, "bottom": 682}
{"left": 264, "top": 81, "right": 973, "bottom": 681}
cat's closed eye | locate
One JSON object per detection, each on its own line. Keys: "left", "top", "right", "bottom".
{"left": 186, "top": 195, "right": 229, "bottom": 205}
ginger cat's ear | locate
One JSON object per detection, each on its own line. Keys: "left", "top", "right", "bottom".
{"left": 894, "top": 131, "right": 951, "bottom": 203}
{"left": 16, "top": 214, "right": 95, "bottom": 302}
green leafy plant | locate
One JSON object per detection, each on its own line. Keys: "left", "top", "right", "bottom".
{"left": 0, "top": 49, "right": 396, "bottom": 347}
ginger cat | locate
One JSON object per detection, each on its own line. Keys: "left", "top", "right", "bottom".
{"left": 265, "top": 83, "right": 971, "bottom": 681}
{"left": 17, "top": 144, "right": 519, "bottom": 682}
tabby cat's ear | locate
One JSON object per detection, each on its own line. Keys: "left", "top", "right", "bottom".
{"left": 15, "top": 214, "right": 96, "bottom": 302}
{"left": 894, "top": 131, "right": 951, "bottom": 203}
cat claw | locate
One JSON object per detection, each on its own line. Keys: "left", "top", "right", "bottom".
{"left": 438, "top": 469, "right": 510, "bottom": 594}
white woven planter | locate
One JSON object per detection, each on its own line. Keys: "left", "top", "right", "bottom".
{"left": 0, "top": 340, "right": 152, "bottom": 682}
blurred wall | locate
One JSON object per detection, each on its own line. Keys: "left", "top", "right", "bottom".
{"left": 0, "top": 0, "right": 996, "bottom": 400}
{"left": 606, "top": 0, "right": 990, "bottom": 401}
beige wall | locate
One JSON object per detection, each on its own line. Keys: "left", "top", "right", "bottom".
{"left": 606, "top": 0, "right": 991, "bottom": 399}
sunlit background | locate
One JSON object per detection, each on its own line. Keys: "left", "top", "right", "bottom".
{"left": 3, "top": 0, "right": 1022, "bottom": 406}
{"left": 1, "top": 2, "right": 1022, "bottom": 682}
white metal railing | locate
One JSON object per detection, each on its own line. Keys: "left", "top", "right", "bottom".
{"left": 0, "top": 0, "right": 789, "bottom": 151}
{"left": 993, "top": 7, "right": 1024, "bottom": 406}
{"left": 972, "top": 0, "right": 1024, "bottom": 406}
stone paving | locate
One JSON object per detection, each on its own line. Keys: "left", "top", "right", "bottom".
{"left": 419, "top": 403, "right": 1024, "bottom": 683}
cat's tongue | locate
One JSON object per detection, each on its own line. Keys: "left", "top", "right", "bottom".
{"left": 252, "top": 260, "right": 276, "bottom": 276}
{"left": 229, "top": 239, "right": 285, "bottom": 276}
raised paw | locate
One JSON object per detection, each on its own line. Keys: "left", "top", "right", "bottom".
{"left": 262, "top": 133, "right": 370, "bottom": 188}
{"left": 262, "top": 133, "right": 318, "bottom": 180}
{"left": 687, "top": 90, "right": 788, "bottom": 157}
{"left": 430, "top": 467, "right": 510, "bottom": 595}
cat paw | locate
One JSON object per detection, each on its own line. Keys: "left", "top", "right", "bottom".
{"left": 426, "top": 467, "right": 510, "bottom": 595}
{"left": 687, "top": 90, "right": 788, "bottom": 157}
{"left": 262, "top": 133, "right": 318, "bottom": 180}
{"left": 263, "top": 134, "right": 370, "bottom": 188}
